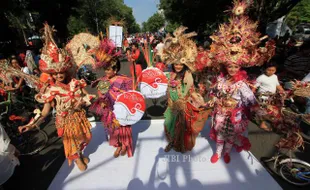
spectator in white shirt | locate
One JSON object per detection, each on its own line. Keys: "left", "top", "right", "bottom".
{"left": 255, "top": 62, "right": 284, "bottom": 94}
{"left": 155, "top": 38, "right": 164, "bottom": 62}
{"left": 254, "top": 62, "right": 284, "bottom": 131}
{"left": 155, "top": 38, "right": 164, "bottom": 53}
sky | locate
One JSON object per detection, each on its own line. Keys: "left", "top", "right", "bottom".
{"left": 124, "top": 0, "right": 159, "bottom": 25}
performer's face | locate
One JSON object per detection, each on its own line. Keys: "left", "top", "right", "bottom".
{"left": 53, "top": 72, "right": 66, "bottom": 82}
{"left": 173, "top": 63, "right": 184, "bottom": 73}
{"left": 265, "top": 66, "right": 276, "bottom": 76}
{"left": 11, "top": 59, "right": 20, "bottom": 69}
{"left": 132, "top": 45, "right": 137, "bottom": 51}
{"left": 226, "top": 64, "right": 240, "bottom": 76}
{"left": 104, "top": 67, "right": 116, "bottom": 78}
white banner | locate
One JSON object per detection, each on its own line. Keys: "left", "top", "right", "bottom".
{"left": 109, "top": 25, "right": 123, "bottom": 48}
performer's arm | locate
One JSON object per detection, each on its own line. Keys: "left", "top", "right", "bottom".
{"left": 81, "top": 87, "right": 97, "bottom": 106}
{"left": 4, "top": 78, "right": 24, "bottom": 91}
{"left": 4, "top": 83, "right": 15, "bottom": 91}
{"left": 276, "top": 75, "right": 285, "bottom": 93}
{"left": 276, "top": 85, "right": 285, "bottom": 93}
{"left": 18, "top": 102, "right": 52, "bottom": 133}
{"left": 14, "top": 78, "right": 24, "bottom": 90}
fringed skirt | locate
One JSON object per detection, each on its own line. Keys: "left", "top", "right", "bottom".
{"left": 56, "top": 110, "right": 92, "bottom": 165}
{"left": 210, "top": 109, "right": 251, "bottom": 151}
{"left": 108, "top": 126, "right": 133, "bottom": 157}
{"left": 164, "top": 101, "right": 210, "bottom": 153}
{"left": 89, "top": 97, "right": 133, "bottom": 157}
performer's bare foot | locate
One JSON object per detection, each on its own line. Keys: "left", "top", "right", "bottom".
{"left": 80, "top": 154, "right": 90, "bottom": 164}
{"left": 82, "top": 156, "right": 90, "bottom": 164}
{"left": 164, "top": 143, "right": 173, "bottom": 152}
{"left": 114, "top": 147, "right": 122, "bottom": 158}
{"left": 260, "top": 121, "right": 272, "bottom": 131}
{"left": 211, "top": 153, "right": 220, "bottom": 163}
{"left": 75, "top": 158, "right": 87, "bottom": 171}
{"left": 120, "top": 146, "right": 127, "bottom": 156}
{"left": 224, "top": 153, "right": 231, "bottom": 164}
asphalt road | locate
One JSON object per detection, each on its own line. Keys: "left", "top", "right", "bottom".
{"left": 2, "top": 60, "right": 310, "bottom": 190}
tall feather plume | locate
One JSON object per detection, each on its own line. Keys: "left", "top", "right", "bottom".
{"left": 141, "top": 41, "right": 153, "bottom": 67}
{"left": 0, "top": 59, "right": 42, "bottom": 91}
{"left": 66, "top": 32, "right": 100, "bottom": 71}
{"left": 94, "top": 39, "right": 121, "bottom": 69}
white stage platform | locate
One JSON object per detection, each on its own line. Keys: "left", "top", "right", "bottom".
{"left": 48, "top": 119, "right": 282, "bottom": 190}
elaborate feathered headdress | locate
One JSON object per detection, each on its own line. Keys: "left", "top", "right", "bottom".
{"left": 66, "top": 33, "right": 100, "bottom": 69}
{"left": 159, "top": 26, "right": 198, "bottom": 72}
{"left": 94, "top": 39, "right": 121, "bottom": 70}
{"left": 209, "top": 0, "right": 275, "bottom": 68}
{"left": 0, "top": 25, "right": 99, "bottom": 92}
{"left": 0, "top": 59, "right": 42, "bottom": 91}
{"left": 39, "top": 23, "right": 72, "bottom": 73}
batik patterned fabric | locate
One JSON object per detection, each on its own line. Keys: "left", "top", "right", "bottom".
{"left": 90, "top": 75, "right": 132, "bottom": 128}
{"left": 164, "top": 71, "right": 210, "bottom": 153}
{"left": 90, "top": 74, "right": 134, "bottom": 157}
{"left": 210, "top": 76, "right": 256, "bottom": 155}
{"left": 35, "top": 79, "right": 95, "bottom": 165}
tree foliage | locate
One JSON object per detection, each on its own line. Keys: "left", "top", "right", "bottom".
{"left": 141, "top": 13, "right": 165, "bottom": 32}
{"left": 142, "top": 22, "right": 148, "bottom": 32}
{"left": 165, "top": 22, "right": 180, "bottom": 33}
{"left": 248, "top": 0, "right": 302, "bottom": 32}
{"left": 67, "top": 0, "right": 140, "bottom": 36}
{"left": 0, "top": 0, "right": 140, "bottom": 50}
{"left": 147, "top": 13, "right": 165, "bottom": 32}
{"left": 159, "top": 0, "right": 302, "bottom": 35}
{"left": 286, "top": 0, "right": 310, "bottom": 28}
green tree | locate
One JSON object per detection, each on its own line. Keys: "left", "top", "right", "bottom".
{"left": 159, "top": 0, "right": 302, "bottom": 35}
{"left": 1, "top": 0, "right": 38, "bottom": 47}
{"left": 66, "top": 0, "right": 140, "bottom": 36}
{"left": 286, "top": 0, "right": 310, "bottom": 29}
{"left": 67, "top": 16, "right": 89, "bottom": 37}
{"left": 142, "top": 22, "right": 148, "bottom": 32}
{"left": 249, "top": 0, "right": 302, "bottom": 32}
{"left": 165, "top": 22, "right": 180, "bottom": 33}
{"left": 160, "top": 0, "right": 229, "bottom": 35}
{"left": 145, "top": 13, "right": 165, "bottom": 32}
{"left": 28, "top": 0, "right": 79, "bottom": 40}
{"left": 130, "top": 23, "right": 141, "bottom": 33}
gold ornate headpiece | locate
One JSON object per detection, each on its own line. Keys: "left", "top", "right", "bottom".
{"left": 159, "top": 26, "right": 198, "bottom": 72}
{"left": 209, "top": 0, "right": 275, "bottom": 68}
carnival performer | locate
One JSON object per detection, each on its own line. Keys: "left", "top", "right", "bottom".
{"left": 17, "top": 24, "right": 97, "bottom": 171}
{"left": 208, "top": 64, "right": 257, "bottom": 164}
{"left": 160, "top": 26, "right": 211, "bottom": 153}
{"left": 90, "top": 39, "right": 134, "bottom": 158}
{"left": 207, "top": 0, "right": 275, "bottom": 164}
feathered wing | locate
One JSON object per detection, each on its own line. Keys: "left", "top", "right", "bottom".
{"left": 158, "top": 26, "right": 198, "bottom": 72}
{"left": 0, "top": 59, "right": 42, "bottom": 92}
{"left": 93, "top": 38, "right": 121, "bottom": 70}
{"left": 66, "top": 33, "right": 100, "bottom": 73}
{"left": 25, "top": 50, "right": 37, "bottom": 73}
